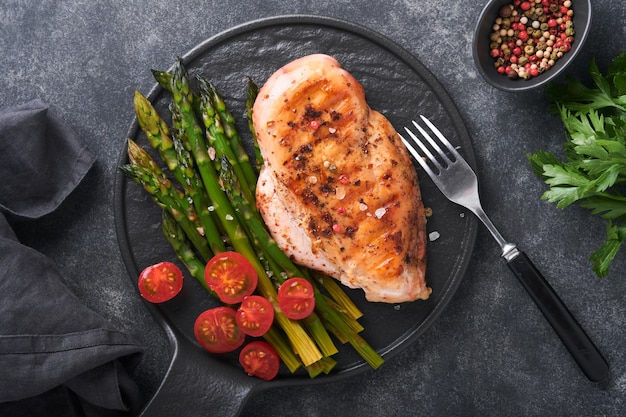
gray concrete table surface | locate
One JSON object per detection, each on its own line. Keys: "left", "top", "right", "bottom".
{"left": 2, "top": 0, "right": 625, "bottom": 416}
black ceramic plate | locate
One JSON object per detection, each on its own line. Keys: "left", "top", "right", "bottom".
{"left": 114, "top": 15, "right": 478, "bottom": 417}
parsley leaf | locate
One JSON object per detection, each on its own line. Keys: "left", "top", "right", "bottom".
{"left": 527, "top": 53, "right": 626, "bottom": 277}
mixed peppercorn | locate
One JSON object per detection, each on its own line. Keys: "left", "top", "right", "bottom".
{"left": 490, "top": 0, "right": 575, "bottom": 80}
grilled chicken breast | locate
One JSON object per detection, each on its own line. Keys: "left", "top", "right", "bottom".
{"left": 253, "top": 54, "right": 430, "bottom": 303}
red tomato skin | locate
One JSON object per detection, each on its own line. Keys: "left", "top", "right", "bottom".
{"left": 194, "top": 307, "right": 245, "bottom": 354}
{"left": 239, "top": 341, "right": 280, "bottom": 381}
{"left": 204, "top": 252, "right": 258, "bottom": 304}
{"left": 138, "top": 261, "right": 183, "bottom": 303}
{"left": 277, "top": 277, "right": 315, "bottom": 320}
{"left": 236, "top": 295, "right": 275, "bottom": 337}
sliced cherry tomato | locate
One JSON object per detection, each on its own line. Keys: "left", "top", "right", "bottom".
{"left": 277, "top": 277, "right": 315, "bottom": 320}
{"left": 194, "top": 306, "right": 245, "bottom": 354}
{"left": 236, "top": 295, "right": 274, "bottom": 337}
{"left": 239, "top": 341, "right": 280, "bottom": 381}
{"left": 137, "top": 261, "right": 183, "bottom": 303}
{"left": 204, "top": 251, "right": 258, "bottom": 304}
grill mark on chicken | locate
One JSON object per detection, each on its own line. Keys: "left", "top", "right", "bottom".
{"left": 253, "top": 54, "right": 430, "bottom": 303}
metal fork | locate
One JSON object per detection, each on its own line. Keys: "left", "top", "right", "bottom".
{"left": 399, "top": 115, "right": 609, "bottom": 382}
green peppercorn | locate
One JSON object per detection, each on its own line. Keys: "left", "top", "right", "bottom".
{"left": 524, "top": 45, "right": 535, "bottom": 55}
{"left": 540, "top": 22, "right": 549, "bottom": 31}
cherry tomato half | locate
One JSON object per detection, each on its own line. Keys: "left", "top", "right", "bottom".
{"left": 277, "top": 277, "right": 315, "bottom": 320}
{"left": 137, "top": 261, "right": 183, "bottom": 303}
{"left": 204, "top": 252, "right": 258, "bottom": 304}
{"left": 194, "top": 306, "right": 245, "bottom": 354}
{"left": 239, "top": 341, "right": 280, "bottom": 381}
{"left": 236, "top": 295, "right": 274, "bottom": 337}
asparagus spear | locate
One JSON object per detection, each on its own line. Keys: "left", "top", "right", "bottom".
{"left": 245, "top": 77, "right": 264, "bottom": 173}
{"left": 168, "top": 58, "right": 323, "bottom": 367}
{"left": 134, "top": 89, "right": 225, "bottom": 255}
{"left": 161, "top": 210, "right": 212, "bottom": 293}
{"left": 313, "top": 271, "right": 363, "bottom": 320}
{"left": 133, "top": 90, "right": 186, "bottom": 186}
{"left": 206, "top": 80, "right": 258, "bottom": 192}
{"left": 120, "top": 153, "right": 211, "bottom": 262}
{"left": 169, "top": 104, "right": 228, "bottom": 254}
{"left": 197, "top": 77, "right": 255, "bottom": 205}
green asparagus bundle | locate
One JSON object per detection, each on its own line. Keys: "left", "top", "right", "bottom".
{"left": 121, "top": 57, "right": 383, "bottom": 376}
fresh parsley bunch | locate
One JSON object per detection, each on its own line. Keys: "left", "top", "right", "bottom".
{"left": 528, "top": 52, "right": 626, "bottom": 278}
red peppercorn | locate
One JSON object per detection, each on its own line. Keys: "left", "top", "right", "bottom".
{"left": 520, "top": 1, "right": 531, "bottom": 11}
{"left": 547, "top": 18, "right": 557, "bottom": 28}
{"left": 332, "top": 224, "right": 341, "bottom": 233}
{"left": 513, "top": 46, "right": 522, "bottom": 56}
{"left": 529, "top": 68, "right": 539, "bottom": 77}
{"left": 337, "top": 207, "right": 346, "bottom": 215}
{"left": 310, "top": 120, "right": 320, "bottom": 130}
{"left": 560, "top": 6, "right": 569, "bottom": 14}
{"left": 518, "top": 30, "right": 529, "bottom": 41}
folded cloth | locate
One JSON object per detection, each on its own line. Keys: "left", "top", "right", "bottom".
{"left": 0, "top": 99, "right": 97, "bottom": 219}
{"left": 0, "top": 100, "right": 144, "bottom": 417}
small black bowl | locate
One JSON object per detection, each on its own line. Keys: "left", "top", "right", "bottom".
{"left": 473, "top": 0, "right": 591, "bottom": 92}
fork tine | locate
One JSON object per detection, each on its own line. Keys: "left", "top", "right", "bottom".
{"left": 401, "top": 127, "right": 440, "bottom": 167}
{"left": 399, "top": 134, "right": 437, "bottom": 179}
{"left": 399, "top": 128, "right": 440, "bottom": 178}
{"left": 411, "top": 120, "right": 454, "bottom": 166}
{"left": 419, "top": 115, "right": 462, "bottom": 161}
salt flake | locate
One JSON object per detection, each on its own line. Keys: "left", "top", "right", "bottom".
{"left": 429, "top": 231, "right": 440, "bottom": 241}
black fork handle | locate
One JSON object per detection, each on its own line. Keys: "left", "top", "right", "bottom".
{"left": 507, "top": 251, "right": 609, "bottom": 382}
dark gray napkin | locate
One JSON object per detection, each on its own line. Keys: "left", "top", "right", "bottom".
{"left": 0, "top": 100, "right": 144, "bottom": 416}
{"left": 0, "top": 99, "right": 97, "bottom": 219}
